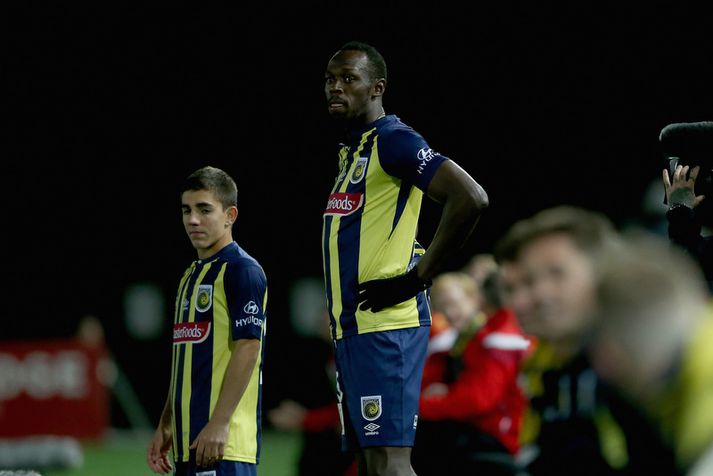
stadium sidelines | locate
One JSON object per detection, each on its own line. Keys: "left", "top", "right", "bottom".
{"left": 37, "top": 428, "right": 300, "bottom": 476}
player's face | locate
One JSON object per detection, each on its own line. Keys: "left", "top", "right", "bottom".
{"left": 430, "top": 282, "right": 479, "bottom": 332}
{"left": 325, "top": 50, "right": 376, "bottom": 122}
{"left": 181, "top": 189, "right": 236, "bottom": 259}
{"left": 519, "top": 233, "right": 597, "bottom": 345}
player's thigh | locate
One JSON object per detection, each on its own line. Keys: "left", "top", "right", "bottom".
{"left": 335, "top": 327, "right": 429, "bottom": 449}
{"left": 362, "top": 446, "right": 413, "bottom": 474}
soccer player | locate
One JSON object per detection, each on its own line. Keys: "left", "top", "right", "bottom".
{"left": 147, "top": 166, "right": 267, "bottom": 476}
{"left": 322, "top": 41, "right": 489, "bottom": 475}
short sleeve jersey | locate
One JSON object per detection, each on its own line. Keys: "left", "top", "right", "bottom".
{"left": 322, "top": 115, "right": 447, "bottom": 339}
{"left": 171, "top": 241, "right": 267, "bottom": 463}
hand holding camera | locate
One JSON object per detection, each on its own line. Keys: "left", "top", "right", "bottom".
{"left": 662, "top": 164, "right": 705, "bottom": 209}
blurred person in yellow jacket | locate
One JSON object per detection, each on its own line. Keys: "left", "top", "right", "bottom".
{"left": 588, "top": 232, "right": 713, "bottom": 475}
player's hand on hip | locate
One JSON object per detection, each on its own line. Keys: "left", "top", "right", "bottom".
{"left": 358, "top": 267, "right": 432, "bottom": 312}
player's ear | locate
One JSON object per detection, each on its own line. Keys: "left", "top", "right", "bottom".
{"left": 226, "top": 206, "right": 238, "bottom": 226}
{"left": 372, "top": 78, "right": 386, "bottom": 98}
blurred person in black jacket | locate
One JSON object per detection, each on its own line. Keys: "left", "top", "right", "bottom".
{"left": 662, "top": 163, "right": 712, "bottom": 290}
{"left": 660, "top": 121, "right": 712, "bottom": 291}
{"left": 495, "top": 206, "right": 680, "bottom": 475}
{"left": 267, "top": 280, "right": 355, "bottom": 476}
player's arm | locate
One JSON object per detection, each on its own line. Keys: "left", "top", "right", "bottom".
{"left": 417, "top": 160, "right": 488, "bottom": 281}
{"left": 358, "top": 157, "right": 487, "bottom": 312}
{"left": 190, "top": 262, "right": 267, "bottom": 466}
{"left": 190, "top": 338, "right": 261, "bottom": 467}
{"left": 147, "top": 393, "right": 173, "bottom": 474}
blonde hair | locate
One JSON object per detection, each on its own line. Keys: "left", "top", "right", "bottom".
{"left": 431, "top": 272, "right": 479, "bottom": 301}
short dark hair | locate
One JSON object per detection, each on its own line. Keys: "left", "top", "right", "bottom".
{"left": 494, "top": 206, "right": 616, "bottom": 263}
{"left": 340, "top": 41, "right": 387, "bottom": 81}
{"left": 182, "top": 166, "right": 237, "bottom": 210}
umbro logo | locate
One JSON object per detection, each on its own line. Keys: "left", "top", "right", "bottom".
{"left": 364, "top": 422, "right": 380, "bottom": 435}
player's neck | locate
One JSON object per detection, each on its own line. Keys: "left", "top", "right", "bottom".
{"left": 365, "top": 106, "right": 386, "bottom": 124}
{"left": 197, "top": 235, "right": 234, "bottom": 260}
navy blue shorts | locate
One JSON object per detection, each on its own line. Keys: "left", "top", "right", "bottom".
{"left": 334, "top": 326, "right": 429, "bottom": 450}
{"left": 174, "top": 459, "right": 256, "bottom": 476}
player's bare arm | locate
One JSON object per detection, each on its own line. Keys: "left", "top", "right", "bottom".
{"left": 147, "top": 395, "right": 174, "bottom": 474}
{"left": 417, "top": 160, "right": 488, "bottom": 281}
{"left": 357, "top": 160, "right": 488, "bottom": 313}
{"left": 189, "top": 338, "right": 261, "bottom": 467}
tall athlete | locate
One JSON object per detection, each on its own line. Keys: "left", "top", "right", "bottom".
{"left": 322, "top": 41, "right": 489, "bottom": 475}
{"left": 147, "top": 166, "right": 267, "bottom": 476}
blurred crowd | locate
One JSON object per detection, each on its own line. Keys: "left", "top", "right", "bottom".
{"left": 269, "top": 156, "right": 712, "bottom": 475}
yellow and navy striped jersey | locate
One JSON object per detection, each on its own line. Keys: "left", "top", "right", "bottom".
{"left": 322, "top": 115, "right": 448, "bottom": 340}
{"left": 171, "top": 241, "right": 267, "bottom": 464}
{"left": 651, "top": 306, "right": 713, "bottom": 470}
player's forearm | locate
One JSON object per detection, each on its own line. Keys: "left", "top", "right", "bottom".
{"left": 158, "top": 393, "right": 173, "bottom": 430}
{"left": 209, "top": 338, "right": 261, "bottom": 425}
{"left": 417, "top": 189, "right": 487, "bottom": 281}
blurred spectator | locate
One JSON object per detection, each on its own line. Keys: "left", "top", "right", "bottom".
{"left": 420, "top": 310, "right": 457, "bottom": 396}
{"left": 461, "top": 253, "right": 499, "bottom": 287}
{"left": 662, "top": 163, "right": 713, "bottom": 291}
{"left": 588, "top": 232, "right": 713, "bottom": 474}
{"left": 77, "top": 314, "right": 152, "bottom": 432}
{"left": 413, "top": 271, "right": 530, "bottom": 475}
{"left": 267, "top": 285, "right": 355, "bottom": 476}
{"left": 494, "top": 206, "right": 679, "bottom": 475}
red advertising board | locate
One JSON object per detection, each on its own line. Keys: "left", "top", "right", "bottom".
{"left": 0, "top": 339, "right": 109, "bottom": 439}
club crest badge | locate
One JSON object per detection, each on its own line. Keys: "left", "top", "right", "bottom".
{"left": 350, "top": 157, "right": 369, "bottom": 184}
{"left": 336, "top": 156, "right": 349, "bottom": 182}
{"left": 195, "top": 285, "right": 213, "bottom": 312}
{"left": 361, "top": 395, "right": 382, "bottom": 421}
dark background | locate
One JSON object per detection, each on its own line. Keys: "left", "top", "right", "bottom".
{"left": 6, "top": 5, "right": 713, "bottom": 425}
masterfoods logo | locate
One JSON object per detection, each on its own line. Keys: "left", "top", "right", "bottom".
{"left": 324, "top": 192, "right": 364, "bottom": 217}
{"left": 173, "top": 322, "right": 211, "bottom": 344}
